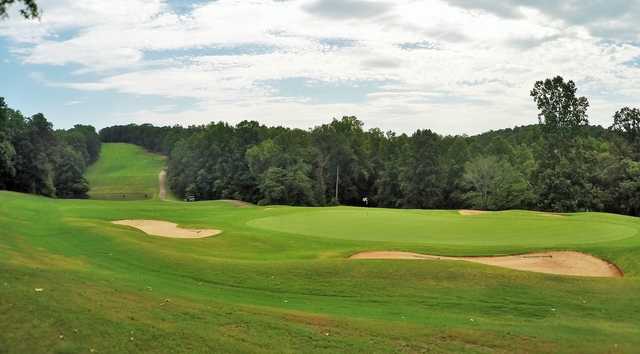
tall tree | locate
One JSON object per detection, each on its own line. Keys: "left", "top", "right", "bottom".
{"left": 11, "top": 113, "right": 57, "bottom": 196}
{"left": 531, "top": 76, "right": 590, "bottom": 139}
{"left": 400, "top": 129, "right": 444, "bottom": 209}
{"left": 463, "top": 156, "right": 530, "bottom": 210}
{"left": 0, "top": 98, "right": 16, "bottom": 188}
{"left": 530, "top": 76, "right": 591, "bottom": 211}
{"left": 610, "top": 107, "right": 640, "bottom": 157}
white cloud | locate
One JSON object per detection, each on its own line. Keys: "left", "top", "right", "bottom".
{"left": 1, "top": 0, "right": 640, "bottom": 134}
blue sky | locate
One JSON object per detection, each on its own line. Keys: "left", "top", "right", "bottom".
{"left": 1, "top": 0, "right": 639, "bottom": 134}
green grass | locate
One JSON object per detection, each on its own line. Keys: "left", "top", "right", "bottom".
{"left": 85, "top": 143, "right": 166, "bottom": 200}
{"left": 1, "top": 145, "right": 640, "bottom": 353}
{"left": 249, "top": 208, "right": 636, "bottom": 246}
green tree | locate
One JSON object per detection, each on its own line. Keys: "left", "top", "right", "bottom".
{"left": 530, "top": 76, "right": 591, "bottom": 211}
{"left": 0, "top": 98, "right": 16, "bottom": 188}
{"left": 9, "top": 113, "right": 56, "bottom": 196}
{"left": 0, "top": 0, "right": 38, "bottom": 19}
{"left": 531, "top": 76, "right": 589, "bottom": 140}
{"left": 400, "top": 129, "right": 444, "bottom": 209}
{"left": 311, "top": 117, "right": 369, "bottom": 205}
{"left": 441, "top": 136, "right": 470, "bottom": 209}
{"left": 246, "top": 136, "right": 316, "bottom": 206}
{"left": 373, "top": 132, "right": 408, "bottom": 208}
{"left": 610, "top": 107, "right": 640, "bottom": 157}
{"left": 463, "top": 156, "right": 530, "bottom": 210}
{"left": 53, "top": 145, "right": 89, "bottom": 198}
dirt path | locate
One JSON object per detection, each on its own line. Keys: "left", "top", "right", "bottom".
{"left": 350, "top": 251, "right": 623, "bottom": 278}
{"left": 112, "top": 220, "right": 221, "bottom": 239}
{"left": 158, "top": 170, "right": 167, "bottom": 200}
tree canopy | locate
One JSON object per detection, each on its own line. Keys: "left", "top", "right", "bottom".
{"left": 96, "top": 77, "right": 640, "bottom": 216}
{"left": 5, "top": 76, "right": 640, "bottom": 216}
{"left": 0, "top": 0, "right": 38, "bottom": 19}
{"left": 0, "top": 98, "right": 99, "bottom": 198}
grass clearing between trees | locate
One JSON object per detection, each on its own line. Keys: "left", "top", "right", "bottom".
{"left": 85, "top": 143, "right": 166, "bottom": 200}
{"left": 1, "top": 143, "right": 640, "bottom": 353}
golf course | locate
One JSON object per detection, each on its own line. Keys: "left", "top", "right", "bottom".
{"left": 1, "top": 143, "right": 640, "bottom": 353}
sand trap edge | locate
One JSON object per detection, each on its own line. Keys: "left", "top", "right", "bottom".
{"left": 458, "top": 210, "right": 488, "bottom": 216}
{"left": 350, "top": 251, "right": 623, "bottom": 278}
{"left": 112, "top": 220, "right": 222, "bottom": 239}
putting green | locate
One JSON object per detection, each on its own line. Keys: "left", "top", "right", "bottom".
{"left": 248, "top": 208, "right": 638, "bottom": 246}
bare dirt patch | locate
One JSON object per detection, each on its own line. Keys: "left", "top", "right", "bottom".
{"left": 458, "top": 210, "right": 488, "bottom": 216}
{"left": 158, "top": 170, "right": 167, "bottom": 200}
{"left": 112, "top": 220, "right": 221, "bottom": 239}
{"left": 350, "top": 251, "right": 622, "bottom": 278}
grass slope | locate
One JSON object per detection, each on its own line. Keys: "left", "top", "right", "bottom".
{"left": 85, "top": 143, "right": 166, "bottom": 200}
{"left": 1, "top": 147, "right": 639, "bottom": 353}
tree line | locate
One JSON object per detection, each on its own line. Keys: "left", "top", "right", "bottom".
{"left": 0, "top": 97, "right": 101, "bottom": 198}
{"left": 99, "top": 76, "right": 640, "bottom": 216}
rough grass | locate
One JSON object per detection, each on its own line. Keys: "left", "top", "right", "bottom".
{"left": 85, "top": 143, "right": 166, "bottom": 200}
{"left": 1, "top": 191, "right": 640, "bottom": 353}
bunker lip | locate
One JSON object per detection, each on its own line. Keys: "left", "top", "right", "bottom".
{"left": 458, "top": 210, "right": 565, "bottom": 217}
{"left": 112, "top": 220, "right": 221, "bottom": 239}
{"left": 350, "top": 251, "right": 623, "bottom": 278}
{"left": 458, "top": 210, "right": 488, "bottom": 216}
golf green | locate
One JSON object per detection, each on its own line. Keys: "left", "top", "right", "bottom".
{"left": 248, "top": 208, "right": 638, "bottom": 246}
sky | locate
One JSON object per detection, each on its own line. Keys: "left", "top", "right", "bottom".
{"left": 1, "top": 0, "right": 640, "bottom": 135}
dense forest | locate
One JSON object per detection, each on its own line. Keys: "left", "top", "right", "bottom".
{"left": 0, "top": 97, "right": 100, "bottom": 198}
{"left": 99, "top": 77, "right": 640, "bottom": 216}
{"left": 2, "top": 76, "right": 640, "bottom": 215}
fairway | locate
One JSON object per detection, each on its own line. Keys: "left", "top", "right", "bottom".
{"left": 1, "top": 144, "right": 640, "bottom": 354}
{"left": 85, "top": 143, "right": 166, "bottom": 200}
{"left": 248, "top": 208, "right": 637, "bottom": 246}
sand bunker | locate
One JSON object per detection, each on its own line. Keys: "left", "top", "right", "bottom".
{"left": 112, "top": 220, "right": 221, "bottom": 239}
{"left": 350, "top": 251, "right": 622, "bottom": 278}
{"left": 458, "top": 210, "right": 488, "bottom": 216}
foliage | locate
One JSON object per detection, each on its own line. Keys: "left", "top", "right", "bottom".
{"left": 463, "top": 156, "right": 530, "bottom": 210}
{"left": 0, "top": 97, "right": 99, "bottom": 198}
{"left": 530, "top": 76, "right": 593, "bottom": 211}
{"left": 1, "top": 75, "right": 616, "bottom": 216}
{"left": 0, "top": 0, "right": 38, "bottom": 19}
{"left": 610, "top": 106, "right": 640, "bottom": 157}
{"left": 530, "top": 76, "right": 589, "bottom": 140}
{"left": 99, "top": 105, "right": 640, "bottom": 216}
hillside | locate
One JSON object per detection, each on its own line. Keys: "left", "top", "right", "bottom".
{"left": 84, "top": 143, "right": 167, "bottom": 200}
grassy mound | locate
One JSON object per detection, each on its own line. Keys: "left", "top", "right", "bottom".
{"left": 1, "top": 189, "right": 640, "bottom": 353}
{"left": 85, "top": 143, "right": 165, "bottom": 200}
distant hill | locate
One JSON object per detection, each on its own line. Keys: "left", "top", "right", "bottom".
{"left": 84, "top": 143, "right": 166, "bottom": 200}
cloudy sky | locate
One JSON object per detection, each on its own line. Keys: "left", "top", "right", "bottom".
{"left": 1, "top": 0, "right": 639, "bottom": 135}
